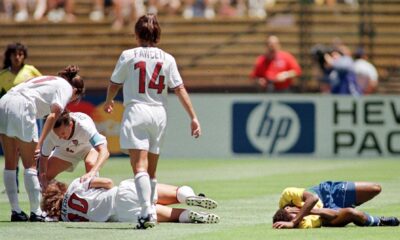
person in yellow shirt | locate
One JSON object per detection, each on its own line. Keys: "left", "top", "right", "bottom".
{"left": 0, "top": 42, "right": 41, "bottom": 201}
{"left": 273, "top": 181, "right": 399, "bottom": 229}
{"left": 0, "top": 42, "right": 41, "bottom": 97}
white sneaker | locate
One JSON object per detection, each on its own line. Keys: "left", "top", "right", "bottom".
{"left": 89, "top": 10, "right": 104, "bottom": 21}
{"left": 185, "top": 194, "right": 218, "bottom": 209}
{"left": 182, "top": 7, "right": 193, "bottom": 19}
{"left": 189, "top": 210, "right": 220, "bottom": 224}
{"left": 15, "top": 10, "right": 28, "bottom": 22}
{"left": 204, "top": 8, "right": 215, "bottom": 19}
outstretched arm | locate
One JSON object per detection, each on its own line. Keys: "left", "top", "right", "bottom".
{"left": 80, "top": 143, "right": 110, "bottom": 182}
{"left": 174, "top": 85, "right": 201, "bottom": 138}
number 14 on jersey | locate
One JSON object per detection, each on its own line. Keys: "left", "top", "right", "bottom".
{"left": 134, "top": 61, "right": 165, "bottom": 94}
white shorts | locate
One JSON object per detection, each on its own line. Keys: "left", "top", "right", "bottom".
{"left": 120, "top": 103, "right": 167, "bottom": 154}
{"left": 50, "top": 146, "right": 93, "bottom": 172}
{"left": 115, "top": 179, "right": 141, "bottom": 222}
{"left": 0, "top": 93, "right": 38, "bottom": 142}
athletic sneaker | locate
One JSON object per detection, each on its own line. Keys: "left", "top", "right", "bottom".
{"left": 11, "top": 211, "right": 28, "bottom": 222}
{"left": 379, "top": 216, "right": 400, "bottom": 226}
{"left": 189, "top": 210, "right": 220, "bottom": 224}
{"left": 186, "top": 194, "right": 218, "bottom": 209}
{"left": 29, "top": 212, "right": 46, "bottom": 222}
{"left": 134, "top": 215, "right": 156, "bottom": 230}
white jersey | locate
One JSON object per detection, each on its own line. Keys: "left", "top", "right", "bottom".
{"left": 41, "top": 112, "right": 107, "bottom": 157}
{"left": 8, "top": 75, "right": 73, "bottom": 118}
{"left": 111, "top": 47, "right": 183, "bottom": 107}
{"left": 61, "top": 178, "right": 118, "bottom": 222}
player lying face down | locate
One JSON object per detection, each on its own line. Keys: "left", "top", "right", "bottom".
{"left": 272, "top": 181, "right": 399, "bottom": 229}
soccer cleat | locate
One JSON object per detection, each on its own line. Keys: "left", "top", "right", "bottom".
{"left": 186, "top": 194, "right": 218, "bottom": 210}
{"left": 134, "top": 215, "right": 156, "bottom": 230}
{"left": 29, "top": 212, "right": 46, "bottom": 222}
{"left": 189, "top": 210, "right": 220, "bottom": 224}
{"left": 11, "top": 211, "right": 29, "bottom": 222}
{"left": 379, "top": 216, "right": 400, "bottom": 226}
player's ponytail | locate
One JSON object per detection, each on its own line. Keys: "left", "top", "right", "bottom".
{"left": 58, "top": 65, "right": 85, "bottom": 98}
{"left": 135, "top": 14, "right": 161, "bottom": 45}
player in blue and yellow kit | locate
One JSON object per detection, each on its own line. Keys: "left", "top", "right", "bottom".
{"left": 273, "top": 181, "right": 399, "bottom": 228}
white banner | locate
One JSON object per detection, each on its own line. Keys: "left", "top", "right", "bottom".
{"left": 162, "top": 94, "right": 400, "bottom": 158}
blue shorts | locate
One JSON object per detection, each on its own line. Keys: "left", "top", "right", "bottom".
{"left": 309, "top": 181, "right": 356, "bottom": 209}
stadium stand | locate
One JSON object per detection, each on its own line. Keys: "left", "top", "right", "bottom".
{"left": 0, "top": 0, "right": 399, "bottom": 93}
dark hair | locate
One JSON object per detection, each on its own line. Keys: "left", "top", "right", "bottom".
{"left": 41, "top": 180, "right": 68, "bottom": 220}
{"left": 135, "top": 14, "right": 161, "bottom": 45}
{"left": 58, "top": 65, "right": 85, "bottom": 98}
{"left": 3, "top": 42, "right": 28, "bottom": 69}
{"left": 272, "top": 209, "right": 293, "bottom": 223}
{"left": 54, "top": 110, "right": 72, "bottom": 129}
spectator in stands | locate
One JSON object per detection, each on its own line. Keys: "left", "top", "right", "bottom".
{"left": 147, "top": 0, "right": 181, "bottom": 15}
{"left": 250, "top": 35, "right": 302, "bottom": 93}
{"left": 89, "top": 0, "right": 124, "bottom": 30}
{"left": 353, "top": 47, "right": 378, "bottom": 94}
{"left": 4, "top": 0, "right": 47, "bottom": 21}
{"left": 46, "top": 0, "right": 75, "bottom": 22}
{"left": 182, "top": 0, "right": 216, "bottom": 19}
{"left": 0, "top": 42, "right": 41, "bottom": 196}
{"left": 323, "top": 46, "right": 361, "bottom": 96}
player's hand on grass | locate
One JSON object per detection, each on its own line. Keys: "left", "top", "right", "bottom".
{"left": 273, "top": 221, "right": 295, "bottom": 229}
{"left": 103, "top": 100, "right": 114, "bottom": 113}
{"left": 191, "top": 118, "right": 201, "bottom": 138}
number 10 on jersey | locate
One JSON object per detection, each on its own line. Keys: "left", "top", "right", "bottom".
{"left": 135, "top": 61, "right": 165, "bottom": 94}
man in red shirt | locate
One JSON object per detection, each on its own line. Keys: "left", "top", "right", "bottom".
{"left": 250, "top": 35, "right": 302, "bottom": 92}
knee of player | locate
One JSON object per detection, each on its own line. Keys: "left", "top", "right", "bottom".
{"left": 372, "top": 184, "right": 382, "bottom": 195}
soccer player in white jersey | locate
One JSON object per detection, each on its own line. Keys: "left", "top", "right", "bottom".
{"left": 0, "top": 65, "right": 84, "bottom": 222}
{"left": 103, "top": 14, "right": 201, "bottom": 229}
{"left": 41, "top": 177, "right": 219, "bottom": 224}
{"left": 38, "top": 110, "right": 109, "bottom": 187}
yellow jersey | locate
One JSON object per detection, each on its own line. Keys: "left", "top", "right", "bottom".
{"left": 0, "top": 64, "right": 41, "bottom": 94}
{"left": 278, "top": 187, "right": 323, "bottom": 229}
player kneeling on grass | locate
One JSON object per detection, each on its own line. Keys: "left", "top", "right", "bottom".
{"left": 272, "top": 181, "right": 399, "bottom": 229}
{"left": 41, "top": 177, "right": 220, "bottom": 224}
{"left": 38, "top": 110, "right": 109, "bottom": 189}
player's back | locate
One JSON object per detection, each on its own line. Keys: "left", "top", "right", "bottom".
{"left": 9, "top": 76, "right": 73, "bottom": 118}
{"left": 61, "top": 178, "right": 118, "bottom": 222}
{"left": 111, "top": 47, "right": 183, "bottom": 107}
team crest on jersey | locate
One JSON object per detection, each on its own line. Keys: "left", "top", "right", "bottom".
{"left": 72, "top": 139, "right": 79, "bottom": 146}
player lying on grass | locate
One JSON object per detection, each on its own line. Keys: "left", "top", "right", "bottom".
{"left": 38, "top": 110, "right": 109, "bottom": 189}
{"left": 272, "top": 181, "right": 399, "bottom": 229}
{"left": 41, "top": 177, "right": 219, "bottom": 224}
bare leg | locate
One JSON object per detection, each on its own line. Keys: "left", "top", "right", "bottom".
{"left": 157, "top": 183, "right": 179, "bottom": 205}
{"left": 46, "top": 157, "right": 73, "bottom": 181}
{"left": 156, "top": 204, "right": 185, "bottom": 222}
{"left": 1, "top": 135, "right": 19, "bottom": 170}
{"left": 326, "top": 208, "right": 367, "bottom": 227}
{"left": 354, "top": 182, "right": 381, "bottom": 206}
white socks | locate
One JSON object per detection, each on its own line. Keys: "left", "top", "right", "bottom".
{"left": 24, "top": 168, "right": 42, "bottom": 215}
{"left": 3, "top": 169, "right": 21, "bottom": 213}
{"left": 134, "top": 172, "right": 152, "bottom": 218}
{"left": 177, "top": 186, "right": 196, "bottom": 203}
{"left": 178, "top": 209, "right": 191, "bottom": 223}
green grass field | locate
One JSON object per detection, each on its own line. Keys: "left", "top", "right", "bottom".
{"left": 0, "top": 157, "right": 399, "bottom": 240}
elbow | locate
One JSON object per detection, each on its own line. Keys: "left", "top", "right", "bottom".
{"left": 105, "top": 179, "right": 114, "bottom": 189}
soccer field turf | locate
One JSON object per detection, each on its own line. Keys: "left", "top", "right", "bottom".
{"left": 0, "top": 157, "right": 399, "bottom": 240}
